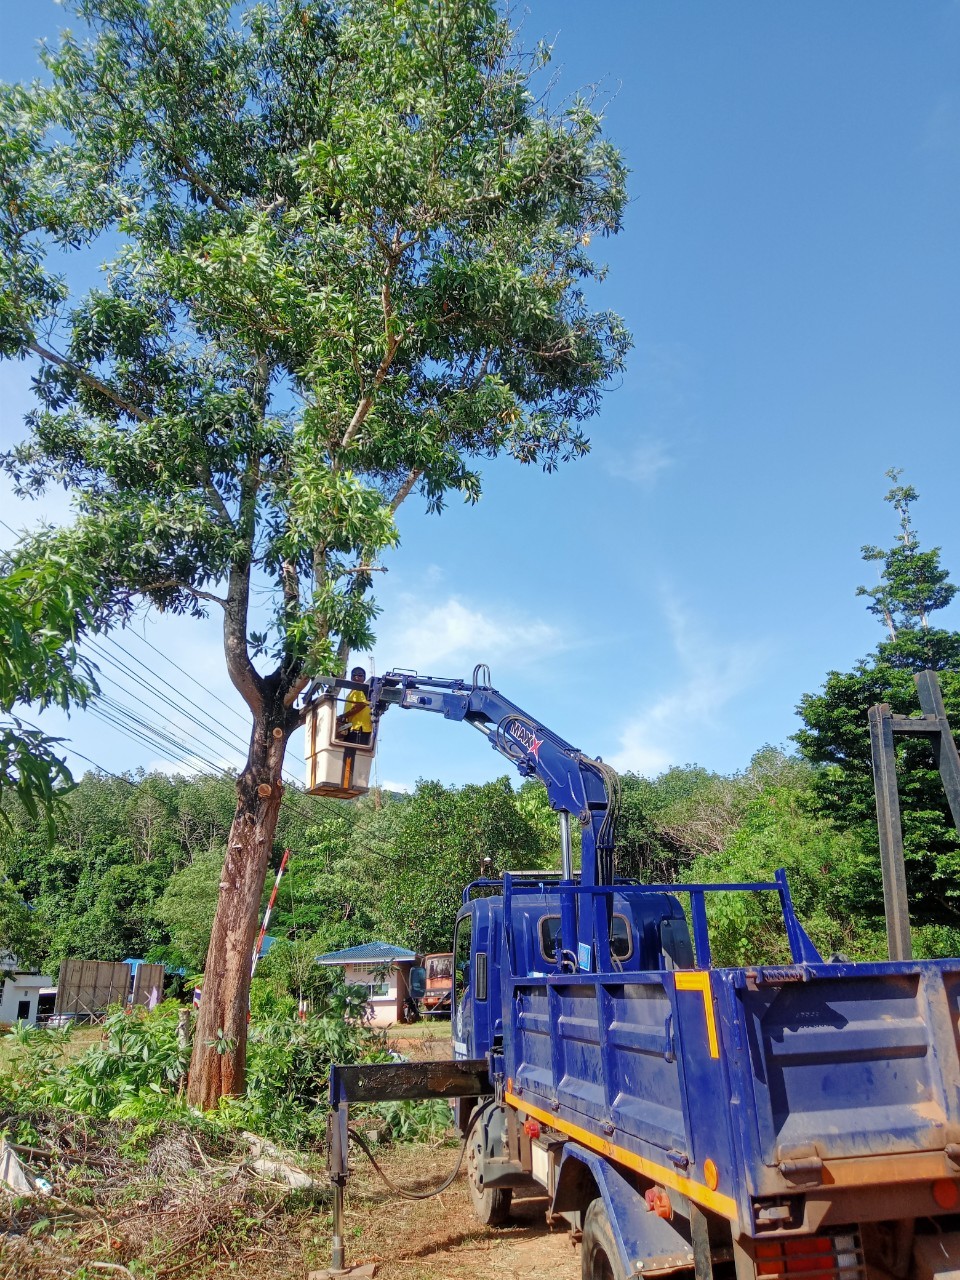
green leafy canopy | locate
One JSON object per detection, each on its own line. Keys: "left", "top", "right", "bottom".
{"left": 0, "top": 558, "right": 100, "bottom": 824}
{"left": 0, "top": 0, "right": 630, "bottom": 708}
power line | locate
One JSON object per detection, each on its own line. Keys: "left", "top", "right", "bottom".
{"left": 12, "top": 713, "right": 136, "bottom": 786}
{"left": 65, "top": 746, "right": 136, "bottom": 784}
{"left": 89, "top": 689, "right": 337, "bottom": 823}
{"left": 88, "top": 641, "right": 250, "bottom": 766}
{"left": 2, "top": 515, "right": 330, "bottom": 807}
{"left": 98, "top": 634, "right": 255, "bottom": 753}
{"left": 128, "top": 629, "right": 253, "bottom": 729}
{"left": 98, "top": 696, "right": 238, "bottom": 778}
{"left": 86, "top": 639, "right": 309, "bottom": 789}
{"left": 87, "top": 701, "right": 222, "bottom": 776}
{"left": 95, "top": 632, "right": 308, "bottom": 769}
{"left": 2, "top": 512, "right": 309, "bottom": 770}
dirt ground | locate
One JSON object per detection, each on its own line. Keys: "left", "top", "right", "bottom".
{"left": 340, "top": 1022, "right": 581, "bottom": 1280}
{"left": 343, "top": 1141, "right": 580, "bottom": 1280}
{"left": 0, "top": 1021, "right": 582, "bottom": 1280}
{"left": 387, "top": 1022, "right": 455, "bottom": 1061}
{"left": 0, "top": 1135, "right": 579, "bottom": 1280}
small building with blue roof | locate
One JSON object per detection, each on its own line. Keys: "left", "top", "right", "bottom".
{"left": 314, "top": 940, "right": 417, "bottom": 1027}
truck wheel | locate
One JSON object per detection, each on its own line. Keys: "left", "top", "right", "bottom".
{"left": 582, "top": 1197, "right": 627, "bottom": 1280}
{"left": 466, "top": 1132, "right": 512, "bottom": 1226}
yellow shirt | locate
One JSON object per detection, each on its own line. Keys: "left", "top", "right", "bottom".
{"left": 345, "top": 687, "right": 371, "bottom": 734}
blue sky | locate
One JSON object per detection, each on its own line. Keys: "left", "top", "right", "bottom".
{"left": 2, "top": 1, "right": 959, "bottom": 794}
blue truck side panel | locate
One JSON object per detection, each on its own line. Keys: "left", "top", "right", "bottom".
{"left": 456, "top": 877, "right": 960, "bottom": 1252}
{"left": 726, "top": 962, "right": 960, "bottom": 1173}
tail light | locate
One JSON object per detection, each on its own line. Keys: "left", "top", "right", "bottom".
{"left": 755, "top": 1232, "right": 864, "bottom": 1280}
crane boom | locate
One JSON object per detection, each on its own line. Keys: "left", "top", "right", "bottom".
{"left": 366, "top": 667, "right": 621, "bottom": 968}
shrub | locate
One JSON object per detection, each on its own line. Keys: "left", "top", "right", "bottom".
{"left": 0, "top": 997, "right": 388, "bottom": 1148}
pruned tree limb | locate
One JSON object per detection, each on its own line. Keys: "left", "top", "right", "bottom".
{"left": 142, "top": 580, "right": 228, "bottom": 608}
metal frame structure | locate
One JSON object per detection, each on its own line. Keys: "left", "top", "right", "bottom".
{"left": 869, "top": 669, "right": 960, "bottom": 961}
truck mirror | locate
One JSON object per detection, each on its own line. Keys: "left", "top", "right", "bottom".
{"left": 660, "top": 917, "right": 695, "bottom": 970}
{"left": 409, "top": 966, "right": 426, "bottom": 998}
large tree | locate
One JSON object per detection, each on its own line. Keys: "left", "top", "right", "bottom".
{"left": 368, "top": 777, "right": 546, "bottom": 955}
{"left": 0, "top": 0, "right": 628, "bottom": 1103}
{"left": 796, "top": 472, "right": 960, "bottom": 938}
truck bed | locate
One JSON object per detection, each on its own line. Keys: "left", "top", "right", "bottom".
{"left": 506, "top": 958, "right": 960, "bottom": 1232}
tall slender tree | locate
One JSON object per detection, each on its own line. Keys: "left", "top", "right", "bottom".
{"left": 0, "top": 0, "right": 629, "bottom": 1104}
{"left": 856, "top": 469, "right": 957, "bottom": 641}
{"left": 796, "top": 473, "right": 960, "bottom": 938}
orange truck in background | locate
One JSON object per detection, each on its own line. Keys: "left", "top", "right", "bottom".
{"left": 409, "top": 952, "right": 452, "bottom": 1018}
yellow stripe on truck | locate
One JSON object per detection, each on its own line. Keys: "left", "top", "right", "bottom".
{"left": 673, "top": 970, "right": 721, "bottom": 1059}
{"left": 504, "top": 1090, "right": 738, "bottom": 1220}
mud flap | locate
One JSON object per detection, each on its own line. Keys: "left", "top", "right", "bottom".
{"left": 553, "top": 1143, "right": 695, "bottom": 1278}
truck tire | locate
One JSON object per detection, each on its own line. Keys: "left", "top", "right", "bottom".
{"left": 466, "top": 1132, "right": 512, "bottom": 1226}
{"left": 582, "top": 1197, "right": 627, "bottom": 1280}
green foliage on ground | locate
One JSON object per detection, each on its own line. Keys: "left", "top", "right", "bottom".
{"left": 0, "top": 997, "right": 444, "bottom": 1148}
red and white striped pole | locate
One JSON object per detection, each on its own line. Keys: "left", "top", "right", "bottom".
{"left": 252, "top": 848, "right": 290, "bottom": 977}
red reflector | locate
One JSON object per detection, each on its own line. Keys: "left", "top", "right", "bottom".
{"left": 934, "top": 1179, "right": 960, "bottom": 1209}
{"left": 756, "top": 1241, "right": 785, "bottom": 1274}
{"left": 756, "top": 1244, "right": 783, "bottom": 1259}
{"left": 523, "top": 1119, "right": 540, "bottom": 1139}
{"left": 782, "top": 1238, "right": 835, "bottom": 1275}
{"left": 755, "top": 1232, "right": 863, "bottom": 1280}
{"left": 644, "top": 1187, "right": 672, "bottom": 1219}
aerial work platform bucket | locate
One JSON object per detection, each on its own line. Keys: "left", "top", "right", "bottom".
{"left": 305, "top": 689, "right": 377, "bottom": 800}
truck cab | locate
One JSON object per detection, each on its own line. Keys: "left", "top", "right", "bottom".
{"left": 451, "top": 875, "right": 694, "bottom": 1063}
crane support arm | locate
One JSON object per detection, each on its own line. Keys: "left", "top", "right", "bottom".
{"left": 367, "top": 669, "right": 620, "bottom": 912}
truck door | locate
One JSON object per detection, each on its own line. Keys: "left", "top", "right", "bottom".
{"left": 452, "top": 912, "right": 473, "bottom": 1059}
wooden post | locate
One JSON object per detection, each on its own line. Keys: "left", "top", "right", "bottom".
{"left": 177, "top": 1007, "right": 192, "bottom": 1051}
{"left": 868, "top": 703, "right": 913, "bottom": 961}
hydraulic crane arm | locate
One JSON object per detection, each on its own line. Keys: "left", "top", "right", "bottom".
{"left": 367, "top": 665, "right": 620, "bottom": 901}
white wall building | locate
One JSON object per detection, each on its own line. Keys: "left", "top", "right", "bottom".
{"left": 0, "top": 972, "right": 54, "bottom": 1026}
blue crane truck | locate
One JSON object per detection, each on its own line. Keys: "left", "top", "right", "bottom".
{"left": 325, "top": 669, "right": 960, "bottom": 1280}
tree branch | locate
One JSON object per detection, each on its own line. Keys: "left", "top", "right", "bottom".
{"left": 203, "top": 475, "right": 236, "bottom": 530}
{"left": 168, "top": 151, "right": 233, "bottom": 212}
{"left": 283, "top": 674, "right": 310, "bottom": 709}
{"left": 142, "top": 580, "right": 228, "bottom": 607}
{"left": 224, "top": 560, "right": 264, "bottom": 716}
{"left": 340, "top": 271, "right": 402, "bottom": 450}
{"left": 27, "top": 342, "right": 151, "bottom": 423}
{"left": 390, "top": 468, "right": 422, "bottom": 513}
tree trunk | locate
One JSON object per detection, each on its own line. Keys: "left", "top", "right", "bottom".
{"left": 186, "top": 715, "right": 289, "bottom": 1108}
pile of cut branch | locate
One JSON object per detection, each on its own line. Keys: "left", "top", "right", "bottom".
{"left": 0, "top": 1109, "right": 325, "bottom": 1280}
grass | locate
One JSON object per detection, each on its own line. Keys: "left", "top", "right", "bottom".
{"left": 0, "top": 1023, "right": 101, "bottom": 1070}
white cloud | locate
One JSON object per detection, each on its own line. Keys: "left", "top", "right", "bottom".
{"left": 377, "top": 779, "right": 411, "bottom": 794}
{"left": 607, "top": 595, "right": 768, "bottom": 776}
{"left": 615, "top": 438, "right": 673, "bottom": 487}
{"left": 376, "top": 595, "right": 565, "bottom": 672}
